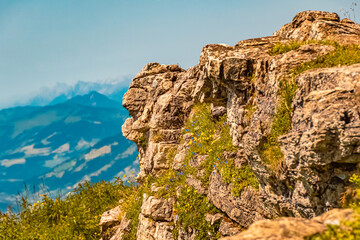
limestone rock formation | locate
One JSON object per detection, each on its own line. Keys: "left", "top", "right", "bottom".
{"left": 221, "top": 208, "right": 354, "bottom": 240}
{"left": 99, "top": 206, "right": 131, "bottom": 240}
{"left": 101, "top": 10, "right": 360, "bottom": 239}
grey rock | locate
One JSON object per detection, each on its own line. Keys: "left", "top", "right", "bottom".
{"left": 141, "top": 194, "right": 174, "bottom": 221}
{"left": 208, "top": 173, "right": 265, "bottom": 228}
{"left": 220, "top": 209, "right": 354, "bottom": 240}
{"left": 219, "top": 218, "right": 242, "bottom": 237}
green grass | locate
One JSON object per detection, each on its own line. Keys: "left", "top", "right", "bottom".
{"left": 269, "top": 40, "right": 334, "bottom": 56}
{"left": 173, "top": 185, "right": 221, "bottom": 240}
{"left": 139, "top": 133, "right": 148, "bottom": 150}
{"left": 182, "top": 103, "right": 258, "bottom": 194}
{"left": 120, "top": 184, "right": 144, "bottom": 240}
{"left": 270, "top": 41, "right": 303, "bottom": 55}
{"left": 0, "top": 179, "right": 134, "bottom": 240}
{"left": 262, "top": 41, "right": 360, "bottom": 172}
{"left": 293, "top": 43, "right": 360, "bottom": 75}
{"left": 259, "top": 77, "right": 298, "bottom": 172}
{"left": 152, "top": 132, "right": 164, "bottom": 143}
{"left": 244, "top": 94, "right": 257, "bottom": 123}
{"left": 144, "top": 103, "right": 258, "bottom": 239}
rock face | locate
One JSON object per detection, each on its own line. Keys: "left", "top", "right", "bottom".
{"left": 221, "top": 208, "right": 354, "bottom": 240}
{"left": 99, "top": 206, "right": 131, "bottom": 240}
{"left": 274, "top": 10, "right": 360, "bottom": 44}
{"left": 101, "top": 11, "right": 360, "bottom": 239}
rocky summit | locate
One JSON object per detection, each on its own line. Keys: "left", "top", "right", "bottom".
{"left": 100, "top": 11, "right": 360, "bottom": 240}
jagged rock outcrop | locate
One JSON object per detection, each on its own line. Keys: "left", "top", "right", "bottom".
{"left": 101, "top": 10, "right": 360, "bottom": 239}
{"left": 221, "top": 208, "right": 354, "bottom": 240}
{"left": 99, "top": 206, "right": 131, "bottom": 240}
{"left": 274, "top": 10, "right": 360, "bottom": 44}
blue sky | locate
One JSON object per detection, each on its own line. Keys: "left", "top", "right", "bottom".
{"left": 0, "top": 0, "right": 356, "bottom": 107}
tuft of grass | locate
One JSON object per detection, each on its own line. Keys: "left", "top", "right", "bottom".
{"left": 120, "top": 184, "right": 144, "bottom": 240}
{"left": 139, "top": 133, "right": 148, "bottom": 150}
{"left": 152, "top": 132, "right": 164, "bottom": 143}
{"left": 166, "top": 147, "right": 177, "bottom": 163}
{"left": 173, "top": 185, "right": 221, "bottom": 240}
{"left": 269, "top": 40, "right": 334, "bottom": 56}
{"left": 220, "top": 160, "right": 259, "bottom": 196}
{"left": 259, "top": 77, "right": 298, "bottom": 172}
{"left": 0, "top": 179, "right": 132, "bottom": 240}
{"left": 244, "top": 94, "right": 257, "bottom": 123}
{"left": 270, "top": 41, "right": 303, "bottom": 55}
{"left": 293, "top": 43, "right": 360, "bottom": 75}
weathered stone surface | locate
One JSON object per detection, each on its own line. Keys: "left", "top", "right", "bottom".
{"left": 185, "top": 175, "right": 207, "bottom": 195}
{"left": 135, "top": 213, "right": 175, "bottom": 240}
{"left": 99, "top": 206, "right": 131, "bottom": 240}
{"left": 220, "top": 209, "right": 354, "bottom": 240}
{"left": 219, "top": 218, "right": 242, "bottom": 237}
{"left": 178, "top": 227, "right": 196, "bottom": 240}
{"left": 205, "top": 213, "right": 224, "bottom": 225}
{"left": 208, "top": 173, "right": 265, "bottom": 228}
{"left": 274, "top": 10, "right": 360, "bottom": 42}
{"left": 211, "top": 104, "right": 227, "bottom": 119}
{"left": 141, "top": 194, "right": 174, "bottom": 221}
{"left": 103, "top": 218, "right": 131, "bottom": 240}
{"left": 271, "top": 64, "right": 360, "bottom": 218}
{"left": 153, "top": 222, "right": 174, "bottom": 240}
{"left": 136, "top": 213, "right": 156, "bottom": 240}
{"left": 99, "top": 206, "right": 122, "bottom": 233}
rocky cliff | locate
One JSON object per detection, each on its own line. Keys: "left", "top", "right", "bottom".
{"left": 100, "top": 11, "right": 360, "bottom": 240}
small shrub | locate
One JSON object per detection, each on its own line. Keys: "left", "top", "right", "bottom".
{"left": 139, "top": 133, "right": 148, "bottom": 150}
{"left": 220, "top": 159, "right": 259, "bottom": 196}
{"left": 182, "top": 103, "right": 258, "bottom": 193}
{"left": 174, "top": 185, "right": 221, "bottom": 240}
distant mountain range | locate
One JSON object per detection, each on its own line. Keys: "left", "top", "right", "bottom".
{"left": 9, "top": 79, "right": 131, "bottom": 108}
{"left": 0, "top": 90, "right": 138, "bottom": 212}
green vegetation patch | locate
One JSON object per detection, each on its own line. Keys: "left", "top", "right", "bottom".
{"left": 259, "top": 77, "right": 298, "bottom": 172}
{"left": 293, "top": 43, "right": 360, "bottom": 75}
{"left": 120, "top": 184, "right": 144, "bottom": 240}
{"left": 270, "top": 41, "right": 303, "bottom": 55}
{"left": 269, "top": 40, "right": 334, "bottom": 56}
{"left": 182, "top": 103, "right": 258, "bottom": 194}
{"left": 173, "top": 185, "right": 221, "bottom": 240}
{"left": 262, "top": 41, "right": 360, "bottom": 172}
{"left": 147, "top": 103, "right": 258, "bottom": 239}
{"left": 139, "top": 133, "right": 148, "bottom": 150}
{"left": 220, "top": 160, "right": 259, "bottom": 196}
{"left": 0, "top": 180, "right": 133, "bottom": 240}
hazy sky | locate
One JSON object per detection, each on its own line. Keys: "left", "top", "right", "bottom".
{"left": 0, "top": 0, "right": 356, "bottom": 107}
